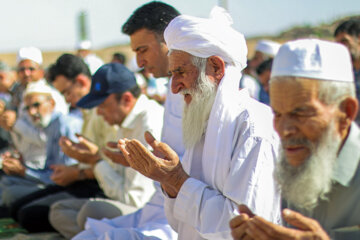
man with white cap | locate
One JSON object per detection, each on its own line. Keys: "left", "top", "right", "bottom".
{"left": 76, "top": 40, "right": 104, "bottom": 75}
{"left": 0, "top": 80, "right": 82, "bottom": 207}
{"left": 116, "top": 7, "right": 281, "bottom": 240}
{"left": 230, "top": 39, "right": 360, "bottom": 240}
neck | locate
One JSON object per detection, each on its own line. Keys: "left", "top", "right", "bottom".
{"left": 354, "top": 59, "right": 360, "bottom": 71}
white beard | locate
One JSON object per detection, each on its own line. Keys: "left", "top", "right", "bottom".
{"left": 32, "top": 112, "right": 52, "bottom": 128}
{"left": 274, "top": 121, "right": 341, "bottom": 211}
{"left": 181, "top": 73, "right": 217, "bottom": 150}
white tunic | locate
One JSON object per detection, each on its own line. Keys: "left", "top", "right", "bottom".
{"left": 163, "top": 66, "right": 282, "bottom": 240}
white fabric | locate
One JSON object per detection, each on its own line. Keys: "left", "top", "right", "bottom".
{"left": 255, "top": 40, "right": 281, "bottom": 57}
{"left": 77, "top": 40, "right": 92, "bottom": 50}
{"left": 16, "top": 46, "right": 43, "bottom": 65}
{"left": 73, "top": 79, "right": 184, "bottom": 240}
{"left": 84, "top": 54, "right": 104, "bottom": 75}
{"left": 164, "top": 7, "right": 247, "bottom": 70}
{"left": 24, "top": 80, "right": 53, "bottom": 97}
{"left": 164, "top": 66, "right": 282, "bottom": 240}
{"left": 93, "top": 94, "right": 163, "bottom": 207}
{"left": 271, "top": 39, "right": 354, "bottom": 83}
{"left": 240, "top": 74, "right": 260, "bottom": 100}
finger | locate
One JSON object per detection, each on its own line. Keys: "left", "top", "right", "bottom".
{"left": 126, "top": 141, "right": 150, "bottom": 168}
{"left": 106, "top": 141, "right": 118, "bottom": 149}
{"left": 229, "top": 214, "right": 249, "bottom": 228}
{"left": 77, "top": 135, "right": 98, "bottom": 150}
{"left": 144, "top": 131, "right": 157, "bottom": 150}
{"left": 230, "top": 216, "right": 250, "bottom": 240}
{"left": 239, "top": 204, "right": 256, "bottom": 218}
{"left": 102, "top": 147, "right": 130, "bottom": 167}
{"left": 282, "top": 208, "right": 319, "bottom": 231}
{"left": 246, "top": 219, "right": 273, "bottom": 240}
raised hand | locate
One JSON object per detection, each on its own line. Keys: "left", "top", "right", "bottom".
{"left": 102, "top": 141, "right": 130, "bottom": 166}
{"left": 118, "top": 131, "right": 189, "bottom": 197}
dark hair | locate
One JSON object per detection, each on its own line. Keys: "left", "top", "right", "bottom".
{"left": 334, "top": 19, "right": 360, "bottom": 38}
{"left": 114, "top": 84, "right": 142, "bottom": 101}
{"left": 122, "top": 1, "right": 180, "bottom": 40}
{"left": 47, "top": 54, "right": 91, "bottom": 83}
{"left": 112, "top": 52, "right": 126, "bottom": 64}
{"left": 256, "top": 59, "right": 273, "bottom": 76}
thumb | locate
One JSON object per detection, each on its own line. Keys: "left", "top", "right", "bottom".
{"left": 282, "top": 208, "right": 317, "bottom": 231}
{"left": 144, "top": 131, "right": 158, "bottom": 149}
{"left": 238, "top": 204, "right": 255, "bottom": 218}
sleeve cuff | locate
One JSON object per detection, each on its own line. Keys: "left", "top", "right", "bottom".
{"left": 174, "top": 177, "right": 207, "bottom": 221}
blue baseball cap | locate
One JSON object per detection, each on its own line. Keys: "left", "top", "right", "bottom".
{"left": 76, "top": 63, "right": 137, "bottom": 109}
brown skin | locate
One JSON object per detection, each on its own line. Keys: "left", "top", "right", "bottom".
{"left": 102, "top": 141, "right": 130, "bottom": 167}
{"left": 96, "top": 92, "right": 136, "bottom": 126}
{"left": 17, "top": 59, "right": 43, "bottom": 85}
{"left": 117, "top": 53, "right": 225, "bottom": 197}
{"left": 24, "top": 94, "right": 55, "bottom": 126}
{"left": 50, "top": 165, "right": 95, "bottom": 186}
{"left": 52, "top": 74, "right": 91, "bottom": 107}
{"left": 229, "top": 78, "right": 358, "bottom": 240}
{"left": 130, "top": 28, "right": 170, "bottom": 78}
{"left": 169, "top": 51, "right": 224, "bottom": 104}
{"left": 2, "top": 152, "right": 25, "bottom": 177}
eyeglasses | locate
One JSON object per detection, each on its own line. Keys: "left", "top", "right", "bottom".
{"left": 24, "top": 102, "right": 42, "bottom": 111}
{"left": 18, "top": 67, "right": 37, "bottom": 72}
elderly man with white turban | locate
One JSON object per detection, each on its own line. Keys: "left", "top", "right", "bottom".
{"left": 115, "top": 7, "right": 281, "bottom": 240}
{"left": 230, "top": 39, "right": 360, "bottom": 240}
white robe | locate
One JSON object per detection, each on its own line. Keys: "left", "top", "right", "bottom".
{"left": 163, "top": 66, "right": 282, "bottom": 239}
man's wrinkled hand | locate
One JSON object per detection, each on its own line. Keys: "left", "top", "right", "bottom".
{"left": 102, "top": 141, "right": 130, "bottom": 167}
{"left": 2, "top": 152, "right": 25, "bottom": 176}
{"left": 50, "top": 165, "right": 79, "bottom": 186}
{"left": 118, "top": 131, "right": 189, "bottom": 197}
{"left": 59, "top": 134, "right": 101, "bottom": 165}
{"left": 230, "top": 205, "right": 256, "bottom": 240}
{"left": 245, "top": 209, "right": 330, "bottom": 240}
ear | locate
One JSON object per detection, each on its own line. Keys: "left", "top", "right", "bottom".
{"left": 76, "top": 74, "right": 90, "bottom": 87}
{"left": 338, "top": 97, "right": 358, "bottom": 130}
{"left": 120, "top": 91, "right": 134, "bottom": 107}
{"left": 206, "top": 56, "right": 225, "bottom": 85}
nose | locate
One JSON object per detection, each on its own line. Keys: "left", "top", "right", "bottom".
{"left": 28, "top": 106, "right": 38, "bottom": 116}
{"left": 171, "top": 76, "right": 183, "bottom": 94}
{"left": 136, "top": 55, "right": 145, "bottom": 68}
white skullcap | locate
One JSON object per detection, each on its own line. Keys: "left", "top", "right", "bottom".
{"left": 17, "top": 47, "right": 43, "bottom": 65}
{"left": 24, "top": 80, "right": 53, "bottom": 98}
{"left": 255, "top": 40, "right": 281, "bottom": 57}
{"left": 271, "top": 39, "right": 354, "bottom": 83}
{"left": 164, "top": 6, "right": 248, "bottom": 70}
{"left": 77, "top": 40, "right": 92, "bottom": 50}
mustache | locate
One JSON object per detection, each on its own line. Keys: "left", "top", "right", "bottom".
{"left": 281, "top": 138, "right": 312, "bottom": 148}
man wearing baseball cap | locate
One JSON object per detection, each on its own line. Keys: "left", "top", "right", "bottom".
{"left": 49, "top": 62, "right": 164, "bottom": 239}
{"left": 230, "top": 39, "right": 360, "bottom": 239}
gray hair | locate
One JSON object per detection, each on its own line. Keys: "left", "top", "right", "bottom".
{"left": 270, "top": 76, "right": 356, "bottom": 106}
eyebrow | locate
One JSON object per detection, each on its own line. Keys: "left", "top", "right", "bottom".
{"left": 134, "top": 45, "right": 147, "bottom": 52}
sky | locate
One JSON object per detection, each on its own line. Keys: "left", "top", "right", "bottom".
{"left": 0, "top": 0, "right": 359, "bottom": 53}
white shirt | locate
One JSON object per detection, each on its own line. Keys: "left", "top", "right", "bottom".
{"left": 163, "top": 67, "right": 281, "bottom": 240}
{"left": 84, "top": 54, "right": 104, "bottom": 75}
{"left": 93, "top": 94, "right": 164, "bottom": 208}
{"left": 73, "top": 80, "right": 184, "bottom": 240}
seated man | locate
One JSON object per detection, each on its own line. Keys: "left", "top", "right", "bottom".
{"left": 115, "top": 7, "right": 281, "bottom": 240}
{"left": 0, "top": 80, "right": 82, "bottom": 206}
{"left": 49, "top": 63, "right": 163, "bottom": 239}
{"left": 230, "top": 39, "right": 360, "bottom": 240}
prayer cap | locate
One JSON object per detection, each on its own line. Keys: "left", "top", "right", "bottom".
{"left": 77, "top": 40, "right": 92, "bottom": 50}
{"left": 24, "top": 80, "right": 53, "bottom": 98}
{"left": 77, "top": 63, "right": 137, "bottom": 109}
{"left": 255, "top": 40, "right": 281, "bottom": 57}
{"left": 16, "top": 47, "right": 43, "bottom": 65}
{"left": 164, "top": 6, "right": 247, "bottom": 70}
{"left": 271, "top": 39, "right": 354, "bottom": 82}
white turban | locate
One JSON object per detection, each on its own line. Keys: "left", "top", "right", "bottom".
{"left": 271, "top": 39, "right": 354, "bottom": 83}
{"left": 255, "top": 40, "right": 281, "bottom": 57}
{"left": 164, "top": 6, "right": 248, "bottom": 70}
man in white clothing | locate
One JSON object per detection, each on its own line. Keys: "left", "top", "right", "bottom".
{"left": 117, "top": 7, "right": 281, "bottom": 240}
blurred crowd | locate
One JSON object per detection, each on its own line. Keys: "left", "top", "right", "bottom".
{"left": 0, "top": 1, "right": 359, "bottom": 240}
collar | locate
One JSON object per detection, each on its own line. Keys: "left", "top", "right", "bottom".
{"left": 121, "top": 94, "right": 148, "bottom": 129}
{"left": 332, "top": 123, "right": 360, "bottom": 187}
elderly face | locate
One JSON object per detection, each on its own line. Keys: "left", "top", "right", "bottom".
{"left": 97, "top": 94, "right": 126, "bottom": 126}
{"left": 270, "top": 78, "right": 340, "bottom": 167}
{"left": 169, "top": 51, "right": 200, "bottom": 105}
{"left": 17, "top": 59, "right": 43, "bottom": 85}
{"left": 130, "top": 28, "right": 169, "bottom": 78}
{"left": 335, "top": 32, "right": 360, "bottom": 61}
{"left": 24, "top": 93, "right": 54, "bottom": 127}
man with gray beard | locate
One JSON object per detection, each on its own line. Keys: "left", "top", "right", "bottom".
{"left": 117, "top": 7, "right": 281, "bottom": 240}
{"left": 230, "top": 39, "right": 360, "bottom": 240}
